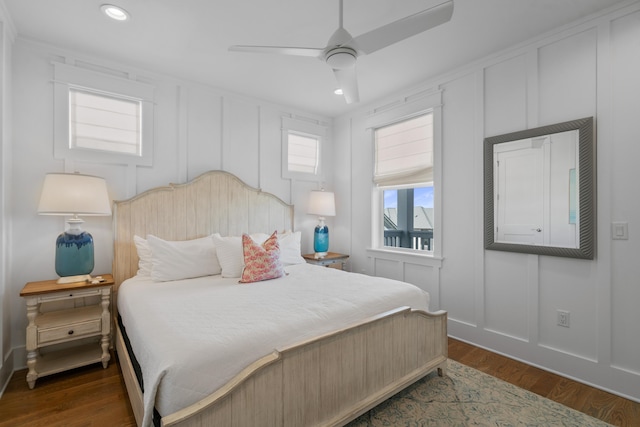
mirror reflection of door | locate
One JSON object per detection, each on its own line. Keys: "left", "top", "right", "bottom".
{"left": 494, "top": 138, "right": 544, "bottom": 244}
{"left": 493, "top": 130, "right": 579, "bottom": 248}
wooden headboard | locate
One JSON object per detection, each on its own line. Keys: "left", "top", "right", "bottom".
{"left": 112, "top": 170, "right": 294, "bottom": 291}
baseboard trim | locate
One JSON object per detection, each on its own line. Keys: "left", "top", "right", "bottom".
{"left": 0, "top": 347, "right": 16, "bottom": 398}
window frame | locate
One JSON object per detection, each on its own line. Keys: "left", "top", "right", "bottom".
{"left": 53, "top": 62, "right": 155, "bottom": 166}
{"left": 281, "top": 116, "right": 327, "bottom": 181}
{"left": 367, "top": 90, "right": 443, "bottom": 258}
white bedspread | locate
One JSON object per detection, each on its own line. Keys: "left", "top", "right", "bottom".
{"left": 117, "top": 263, "right": 430, "bottom": 427}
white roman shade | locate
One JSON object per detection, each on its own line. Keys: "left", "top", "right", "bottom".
{"left": 374, "top": 113, "right": 433, "bottom": 186}
{"left": 288, "top": 132, "right": 319, "bottom": 174}
{"left": 70, "top": 88, "right": 141, "bottom": 155}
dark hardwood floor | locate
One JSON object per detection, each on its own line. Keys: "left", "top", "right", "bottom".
{"left": 448, "top": 338, "right": 640, "bottom": 426}
{"left": 1, "top": 338, "right": 638, "bottom": 426}
{"left": 0, "top": 352, "right": 136, "bottom": 427}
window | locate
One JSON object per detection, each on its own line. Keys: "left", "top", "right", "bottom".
{"left": 53, "top": 61, "right": 155, "bottom": 166}
{"left": 282, "top": 116, "right": 327, "bottom": 180}
{"left": 375, "top": 113, "right": 434, "bottom": 252}
{"left": 287, "top": 132, "right": 319, "bottom": 174}
{"left": 366, "top": 90, "right": 442, "bottom": 260}
{"left": 383, "top": 186, "right": 434, "bottom": 251}
{"left": 69, "top": 88, "right": 141, "bottom": 155}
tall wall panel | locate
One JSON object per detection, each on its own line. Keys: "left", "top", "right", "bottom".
{"left": 186, "top": 86, "right": 223, "bottom": 181}
{"left": 610, "top": 10, "right": 640, "bottom": 375}
{"left": 439, "top": 73, "right": 478, "bottom": 326}
{"left": 538, "top": 29, "right": 597, "bottom": 124}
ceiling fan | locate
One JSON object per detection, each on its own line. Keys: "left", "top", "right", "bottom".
{"left": 229, "top": 0, "right": 454, "bottom": 104}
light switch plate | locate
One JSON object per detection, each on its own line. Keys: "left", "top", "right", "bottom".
{"left": 612, "top": 222, "right": 629, "bottom": 240}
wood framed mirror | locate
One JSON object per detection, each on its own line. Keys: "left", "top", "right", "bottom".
{"left": 484, "top": 117, "right": 595, "bottom": 259}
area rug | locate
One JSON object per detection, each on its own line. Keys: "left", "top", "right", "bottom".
{"left": 347, "top": 359, "right": 611, "bottom": 426}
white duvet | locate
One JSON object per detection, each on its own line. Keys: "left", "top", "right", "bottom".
{"left": 117, "top": 263, "right": 430, "bottom": 427}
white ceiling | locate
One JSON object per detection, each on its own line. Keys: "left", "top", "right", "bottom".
{"left": 3, "top": 0, "right": 632, "bottom": 118}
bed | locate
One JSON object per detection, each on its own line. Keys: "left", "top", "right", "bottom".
{"left": 112, "top": 170, "right": 448, "bottom": 427}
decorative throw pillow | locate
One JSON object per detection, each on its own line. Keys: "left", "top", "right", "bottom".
{"left": 239, "top": 231, "right": 286, "bottom": 283}
{"left": 147, "top": 234, "right": 221, "bottom": 282}
{"left": 212, "top": 233, "right": 269, "bottom": 278}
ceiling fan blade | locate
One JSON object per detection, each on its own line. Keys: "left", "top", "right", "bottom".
{"left": 229, "top": 45, "right": 324, "bottom": 58}
{"left": 333, "top": 66, "right": 359, "bottom": 104}
{"left": 350, "top": 0, "right": 454, "bottom": 55}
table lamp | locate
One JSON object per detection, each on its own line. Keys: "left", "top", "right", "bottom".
{"left": 38, "top": 172, "right": 112, "bottom": 284}
{"left": 308, "top": 189, "right": 335, "bottom": 259}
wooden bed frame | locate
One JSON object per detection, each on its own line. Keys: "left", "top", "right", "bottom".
{"left": 112, "top": 170, "right": 448, "bottom": 427}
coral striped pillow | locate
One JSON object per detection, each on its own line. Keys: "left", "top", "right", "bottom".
{"left": 239, "top": 231, "right": 286, "bottom": 283}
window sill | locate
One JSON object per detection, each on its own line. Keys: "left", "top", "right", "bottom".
{"left": 366, "top": 247, "right": 443, "bottom": 268}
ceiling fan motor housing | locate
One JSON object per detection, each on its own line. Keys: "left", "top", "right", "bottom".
{"left": 325, "top": 47, "right": 357, "bottom": 69}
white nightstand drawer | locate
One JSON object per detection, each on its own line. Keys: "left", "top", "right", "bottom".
{"left": 38, "top": 288, "right": 102, "bottom": 302}
{"left": 38, "top": 318, "right": 102, "bottom": 344}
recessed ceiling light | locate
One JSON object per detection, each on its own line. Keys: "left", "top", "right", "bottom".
{"left": 334, "top": 88, "right": 343, "bottom": 95}
{"left": 101, "top": 4, "right": 130, "bottom": 21}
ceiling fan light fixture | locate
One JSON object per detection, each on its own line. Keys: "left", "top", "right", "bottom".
{"left": 325, "top": 48, "right": 357, "bottom": 70}
{"left": 101, "top": 4, "right": 130, "bottom": 21}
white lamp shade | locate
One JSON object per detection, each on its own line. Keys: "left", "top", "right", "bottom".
{"left": 38, "top": 173, "right": 112, "bottom": 216}
{"left": 308, "top": 190, "right": 335, "bottom": 217}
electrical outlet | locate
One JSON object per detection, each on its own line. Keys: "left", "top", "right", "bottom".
{"left": 557, "top": 310, "right": 570, "bottom": 328}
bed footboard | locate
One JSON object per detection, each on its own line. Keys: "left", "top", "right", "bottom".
{"left": 150, "top": 307, "right": 447, "bottom": 427}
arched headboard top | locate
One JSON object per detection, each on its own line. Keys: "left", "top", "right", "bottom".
{"left": 112, "top": 170, "right": 294, "bottom": 289}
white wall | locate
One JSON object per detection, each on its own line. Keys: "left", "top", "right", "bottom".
{"left": 0, "top": 4, "right": 14, "bottom": 395}
{"left": 4, "top": 38, "right": 333, "bottom": 383}
{"left": 333, "top": 3, "right": 640, "bottom": 401}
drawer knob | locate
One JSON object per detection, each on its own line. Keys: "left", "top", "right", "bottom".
{"left": 68, "top": 330, "right": 74, "bottom": 335}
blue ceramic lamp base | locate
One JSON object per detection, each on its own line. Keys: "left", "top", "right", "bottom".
{"left": 55, "top": 218, "right": 95, "bottom": 284}
{"left": 313, "top": 218, "right": 329, "bottom": 259}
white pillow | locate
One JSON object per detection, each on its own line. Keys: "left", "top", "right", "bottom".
{"left": 133, "top": 235, "right": 153, "bottom": 277}
{"left": 212, "top": 233, "right": 269, "bottom": 278}
{"left": 147, "top": 234, "right": 221, "bottom": 282}
{"left": 278, "top": 231, "right": 306, "bottom": 266}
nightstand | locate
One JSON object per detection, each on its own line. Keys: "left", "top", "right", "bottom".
{"left": 19, "top": 274, "right": 113, "bottom": 389}
{"left": 302, "top": 252, "right": 349, "bottom": 270}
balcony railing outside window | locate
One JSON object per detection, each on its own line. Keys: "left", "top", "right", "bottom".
{"left": 383, "top": 187, "right": 434, "bottom": 252}
{"left": 384, "top": 229, "right": 433, "bottom": 251}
